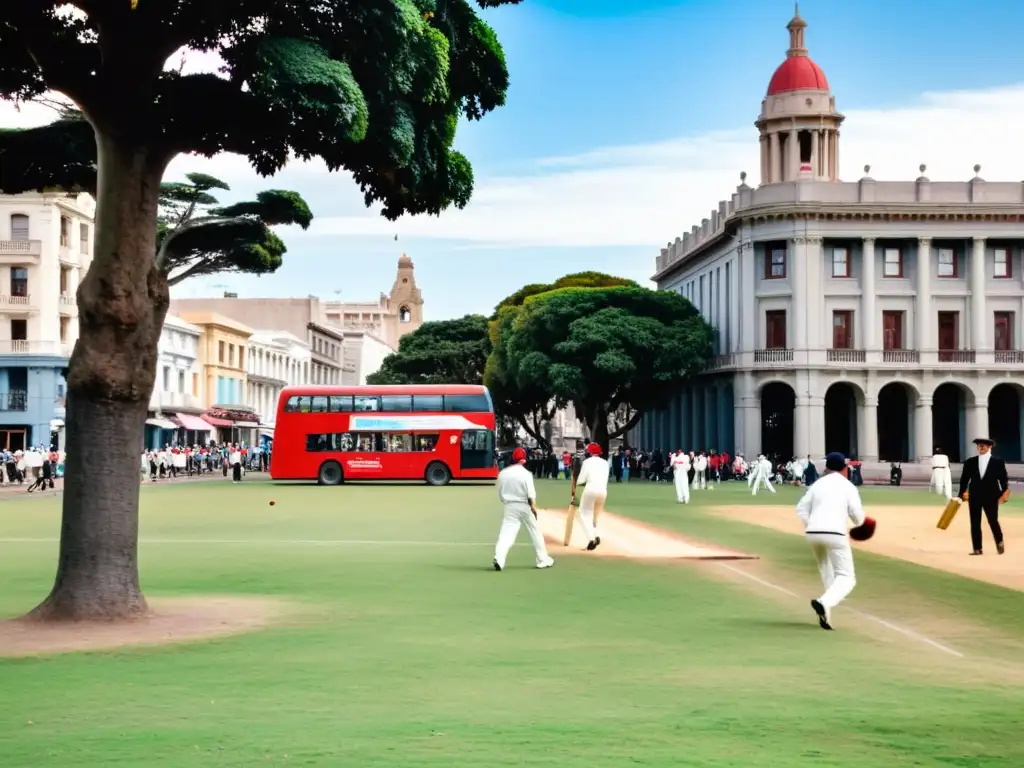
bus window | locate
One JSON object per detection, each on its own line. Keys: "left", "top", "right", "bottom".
{"left": 329, "top": 395, "right": 354, "bottom": 412}
{"left": 414, "top": 433, "right": 439, "bottom": 451}
{"left": 379, "top": 395, "right": 412, "bottom": 412}
{"left": 305, "top": 433, "right": 354, "bottom": 451}
{"left": 384, "top": 433, "right": 413, "bottom": 452}
{"left": 460, "top": 429, "right": 495, "bottom": 469}
{"left": 311, "top": 395, "right": 328, "bottom": 413}
{"left": 444, "top": 394, "right": 490, "bottom": 412}
{"left": 285, "top": 395, "right": 312, "bottom": 412}
{"left": 412, "top": 394, "right": 443, "bottom": 412}
{"left": 354, "top": 395, "right": 380, "bottom": 412}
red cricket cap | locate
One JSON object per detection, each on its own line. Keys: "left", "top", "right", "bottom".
{"left": 512, "top": 447, "right": 527, "bottom": 463}
{"left": 586, "top": 443, "right": 603, "bottom": 456}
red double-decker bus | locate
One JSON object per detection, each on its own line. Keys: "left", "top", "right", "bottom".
{"left": 269, "top": 384, "right": 498, "bottom": 485}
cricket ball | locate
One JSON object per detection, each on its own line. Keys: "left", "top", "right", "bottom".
{"left": 269, "top": 500, "right": 276, "bottom": 506}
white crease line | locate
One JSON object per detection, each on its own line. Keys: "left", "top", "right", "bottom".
{"left": 0, "top": 538, "right": 495, "bottom": 547}
{"left": 717, "top": 562, "right": 964, "bottom": 658}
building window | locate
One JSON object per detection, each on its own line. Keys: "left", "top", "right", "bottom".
{"left": 10, "top": 214, "right": 29, "bottom": 240}
{"left": 832, "top": 310, "right": 853, "bottom": 349}
{"left": 178, "top": 370, "right": 186, "bottom": 393}
{"left": 59, "top": 316, "right": 69, "bottom": 343}
{"left": 765, "top": 243, "right": 786, "bottom": 279}
{"left": 765, "top": 310, "right": 787, "bottom": 349}
{"left": 883, "top": 248, "right": 903, "bottom": 278}
{"left": 937, "top": 247, "right": 957, "bottom": 278}
{"left": 831, "top": 247, "right": 850, "bottom": 278}
{"left": 228, "top": 344, "right": 235, "bottom": 367}
{"left": 10, "top": 267, "right": 28, "bottom": 297}
{"left": 218, "top": 340, "right": 225, "bottom": 363}
{"left": 79, "top": 223, "right": 89, "bottom": 254}
{"left": 60, "top": 216, "right": 71, "bottom": 247}
{"left": 238, "top": 347, "right": 245, "bottom": 369}
{"left": 994, "top": 312, "right": 1014, "bottom": 351}
{"left": 162, "top": 366, "right": 171, "bottom": 391}
{"left": 882, "top": 310, "right": 904, "bottom": 349}
{"left": 937, "top": 311, "right": 959, "bottom": 351}
{"left": 192, "top": 373, "right": 199, "bottom": 396}
{"left": 994, "top": 248, "right": 1012, "bottom": 278}
{"left": 10, "top": 318, "right": 27, "bottom": 341}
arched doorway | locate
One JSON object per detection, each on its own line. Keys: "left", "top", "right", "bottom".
{"left": 824, "top": 383, "right": 859, "bottom": 458}
{"left": 988, "top": 384, "right": 1023, "bottom": 462}
{"left": 877, "top": 383, "right": 914, "bottom": 462}
{"left": 932, "top": 383, "right": 969, "bottom": 463}
{"left": 760, "top": 382, "right": 795, "bottom": 462}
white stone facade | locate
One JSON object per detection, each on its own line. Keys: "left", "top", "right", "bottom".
{"left": 246, "top": 330, "right": 312, "bottom": 426}
{"left": 634, "top": 9, "right": 1024, "bottom": 467}
{"left": 150, "top": 314, "right": 204, "bottom": 415}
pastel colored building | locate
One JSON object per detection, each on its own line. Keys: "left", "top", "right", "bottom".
{"left": 145, "top": 314, "right": 214, "bottom": 448}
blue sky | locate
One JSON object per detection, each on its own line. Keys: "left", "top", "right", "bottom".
{"left": 8, "top": 1, "right": 1024, "bottom": 321}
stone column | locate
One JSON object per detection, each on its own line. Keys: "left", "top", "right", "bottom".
{"left": 805, "top": 236, "right": 824, "bottom": 354}
{"left": 967, "top": 403, "right": 988, "bottom": 448}
{"left": 791, "top": 238, "right": 809, "bottom": 351}
{"left": 858, "top": 396, "right": 878, "bottom": 461}
{"left": 668, "top": 394, "right": 679, "bottom": 451}
{"left": 810, "top": 129, "right": 819, "bottom": 178}
{"left": 971, "top": 237, "right": 987, "bottom": 351}
{"left": 717, "top": 384, "right": 729, "bottom": 453}
{"left": 739, "top": 243, "right": 756, "bottom": 354}
{"left": 788, "top": 128, "right": 799, "bottom": 178}
{"left": 914, "top": 395, "right": 933, "bottom": 462}
{"left": 917, "top": 237, "right": 932, "bottom": 351}
{"left": 834, "top": 130, "right": 840, "bottom": 178}
{"left": 690, "top": 387, "right": 700, "bottom": 448}
{"left": 862, "top": 238, "right": 876, "bottom": 350}
{"left": 794, "top": 396, "right": 810, "bottom": 458}
{"left": 770, "top": 133, "right": 781, "bottom": 183}
{"left": 704, "top": 386, "right": 717, "bottom": 450}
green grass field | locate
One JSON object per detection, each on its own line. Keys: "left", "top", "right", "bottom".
{"left": 1, "top": 478, "right": 1022, "bottom": 767}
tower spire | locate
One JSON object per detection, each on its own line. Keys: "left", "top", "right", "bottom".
{"left": 786, "top": 3, "right": 808, "bottom": 57}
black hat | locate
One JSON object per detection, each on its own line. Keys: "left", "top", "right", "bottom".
{"left": 973, "top": 437, "right": 995, "bottom": 446}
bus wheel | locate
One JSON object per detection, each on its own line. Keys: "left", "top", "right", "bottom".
{"left": 318, "top": 461, "right": 344, "bottom": 486}
{"left": 424, "top": 461, "right": 451, "bottom": 486}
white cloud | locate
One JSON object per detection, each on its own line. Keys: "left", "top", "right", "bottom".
{"left": 7, "top": 81, "right": 1024, "bottom": 250}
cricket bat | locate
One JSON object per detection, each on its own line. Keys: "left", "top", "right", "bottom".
{"left": 936, "top": 498, "right": 961, "bottom": 530}
{"left": 563, "top": 503, "right": 575, "bottom": 546}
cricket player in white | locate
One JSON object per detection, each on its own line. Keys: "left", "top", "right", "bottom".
{"left": 571, "top": 443, "right": 609, "bottom": 551}
{"left": 693, "top": 452, "right": 708, "bottom": 490}
{"left": 670, "top": 449, "right": 690, "bottom": 503}
{"left": 751, "top": 454, "right": 776, "bottom": 495}
{"left": 796, "top": 452, "right": 865, "bottom": 630}
{"left": 930, "top": 447, "right": 952, "bottom": 501}
{"left": 493, "top": 447, "right": 554, "bottom": 571}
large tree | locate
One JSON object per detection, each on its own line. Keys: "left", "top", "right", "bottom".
{"left": 366, "top": 314, "right": 490, "bottom": 386}
{"left": 0, "top": 0, "right": 521, "bottom": 621}
{"left": 485, "top": 271, "right": 637, "bottom": 446}
{"left": 489, "top": 285, "right": 714, "bottom": 454}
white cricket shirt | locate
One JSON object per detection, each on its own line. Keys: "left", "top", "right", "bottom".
{"left": 795, "top": 471, "right": 866, "bottom": 535}
{"left": 497, "top": 463, "right": 537, "bottom": 505}
{"left": 577, "top": 455, "right": 610, "bottom": 493}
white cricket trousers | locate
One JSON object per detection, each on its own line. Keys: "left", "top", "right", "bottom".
{"left": 494, "top": 503, "right": 551, "bottom": 569}
{"left": 576, "top": 489, "right": 605, "bottom": 542}
{"left": 673, "top": 471, "right": 690, "bottom": 503}
{"left": 751, "top": 470, "right": 775, "bottom": 495}
{"left": 806, "top": 532, "right": 857, "bottom": 610}
{"left": 930, "top": 468, "right": 952, "bottom": 500}
{"left": 695, "top": 469, "right": 706, "bottom": 489}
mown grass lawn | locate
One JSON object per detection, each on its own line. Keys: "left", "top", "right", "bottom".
{"left": 0, "top": 478, "right": 1020, "bottom": 767}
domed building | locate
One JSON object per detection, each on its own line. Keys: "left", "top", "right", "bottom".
{"left": 635, "top": 8, "right": 1024, "bottom": 474}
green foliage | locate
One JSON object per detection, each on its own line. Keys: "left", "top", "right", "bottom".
{"left": 366, "top": 315, "right": 491, "bottom": 386}
{"left": 157, "top": 174, "right": 312, "bottom": 285}
{"left": 493, "top": 271, "right": 638, "bottom": 316}
{"left": 488, "top": 283, "right": 714, "bottom": 450}
{"left": 0, "top": 0, "right": 523, "bottom": 219}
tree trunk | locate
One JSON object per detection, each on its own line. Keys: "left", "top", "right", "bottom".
{"left": 28, "top": 133, "right": 170, "bottom": 622}
{"left": 587, "top": 405, "right": 611, "bottom": 457}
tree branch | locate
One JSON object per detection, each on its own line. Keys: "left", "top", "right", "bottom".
{"left": 608, "top": 409, "right": 644, "bottom": 440}
{"left": 166, "top": 257, "right": 220, "bottom": 286}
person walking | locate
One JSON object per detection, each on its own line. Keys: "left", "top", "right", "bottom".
{"left": 694, "top": 451, "right": 708, "bottom": 490}
{"left": 670, "top": 449, "right": 690, "bottom": 504}
{"left": 930, "top": 446, "right": 953, "bottom": 501}
{"left": 751, "top": 454, "right": 776, "bottom": 495}
{"left": 571, "top": 443, "right": 609, "bottom": 551}
{"left": 230, "top": 443, "right": 243, "bottom": 483}
{"left": 796, "top": 452, "right": 866, "bottom": 631}
{"left": 957, "top": 437, "right": 1009, "bottom": 556}
{"left": 492, "top": 447, "right": 554, "bottom": 571}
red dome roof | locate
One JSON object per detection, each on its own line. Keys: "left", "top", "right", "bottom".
{"left": 767, "top": 56, "right": 829, "bottom": 95}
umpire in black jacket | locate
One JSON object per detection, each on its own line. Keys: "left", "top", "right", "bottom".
{"left": 957, "top": 437, "right": 1009, "bottom": 556}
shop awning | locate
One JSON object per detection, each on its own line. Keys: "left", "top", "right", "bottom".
{"left": 202, "top": 415, "right": 233, "bottom": 428}
{"left": 175, "top": 413, "right": 215, "bottom": 432}
{"left": 50, "top": 419, "right": 65, "bottom": 429}
{"left": 234, "top": 421, "right": 259, "bottom": 429}
{"left": 145, "top": 417, "right": 178, "bottom": 430}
